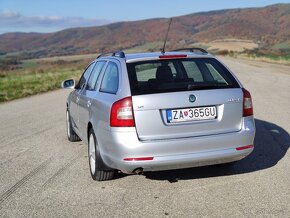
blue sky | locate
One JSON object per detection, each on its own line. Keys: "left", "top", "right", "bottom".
{"left": 0, "top": 0, "right": 289, "bottom": 34}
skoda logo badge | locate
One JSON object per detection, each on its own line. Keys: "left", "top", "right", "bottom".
{"left": 189, "top": 95, "right": 196, "bottom": 103}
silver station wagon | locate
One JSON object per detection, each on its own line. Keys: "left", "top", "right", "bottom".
{"left": 62, "top": 48, "right": 255, "bottom": 181}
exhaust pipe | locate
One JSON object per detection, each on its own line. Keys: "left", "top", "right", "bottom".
{"left": 133, "top": 168, "right": 143, "bottom": 175}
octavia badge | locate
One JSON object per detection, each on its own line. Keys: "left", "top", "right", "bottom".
{"left": 189, "top": 94, "right": 196, "bottom": 103}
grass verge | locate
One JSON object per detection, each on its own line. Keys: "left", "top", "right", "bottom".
{"left": 0, "top": 68, "right": 82, "bottom": 102}
{"left": 0, "top": 55, "right": 94, "bottom": 103}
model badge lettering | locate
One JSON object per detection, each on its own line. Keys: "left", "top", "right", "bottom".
{"left": 227, "top": 98, "right": 241, "bottom": 102}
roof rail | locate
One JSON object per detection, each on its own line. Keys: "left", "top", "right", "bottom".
{"left": 97, "top": 50, "right": 125, "bottom": 58}
{"left": 171, "top": 47, "right": 208, "bottom": 54}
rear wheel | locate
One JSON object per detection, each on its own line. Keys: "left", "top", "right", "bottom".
{"left": 88, "top": 129, "right": 114, "bottom": 181}
{"left": 66, "top": 109, "right": 80, "bottom": 142}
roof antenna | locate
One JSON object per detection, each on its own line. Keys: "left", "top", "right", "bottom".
{"left": 161, "top": 18, "right": 173, "bottom": 54}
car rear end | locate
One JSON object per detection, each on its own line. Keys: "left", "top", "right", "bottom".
{"left": 102, "top": 52, "right": 255, "bottom": 174}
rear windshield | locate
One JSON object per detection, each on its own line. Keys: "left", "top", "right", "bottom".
{"left": 126, "top": 58, "right": 240, "bottom": 95}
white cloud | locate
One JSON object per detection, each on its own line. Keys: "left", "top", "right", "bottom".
{"left": 0, "top": 10, "right": 112, "bottom": 34}
{"left": 46, "top": 16, "right": 62, "bottom": 21}
{"left": 0, "top": 10, "right": 20, "bottom": 18}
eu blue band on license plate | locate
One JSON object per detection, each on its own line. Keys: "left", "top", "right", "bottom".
{"left": 166, "top": 110, "right": 172, "bottom": 122}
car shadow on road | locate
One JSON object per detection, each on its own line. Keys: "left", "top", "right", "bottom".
{"left": 143, "top": 119, "right": 289, "bottom": 183}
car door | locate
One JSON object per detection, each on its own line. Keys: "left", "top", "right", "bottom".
{"left": 95, "top": 61, "right": 120, "bottom": 136}
{"left": 78, "top": 61, "right": 107, "bottom": 138}
{"left": 69, "top": 89, "right": 80, "bottom": 130}
{"left": 70, "top": 62, "right": 95, "bottom": 138}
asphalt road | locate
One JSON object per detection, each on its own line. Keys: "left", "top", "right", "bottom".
{"left": 0, "top": 57, "right": 289, "bottom": 217}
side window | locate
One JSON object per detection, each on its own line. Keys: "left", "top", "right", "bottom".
{"left": 86, "top": 61, "right": 106, "bottom": 90}
{"left": 100, "top": 62, "right": 119, "bottom": 94}
{"left": 76, "top": 63, "right": 95, "bottom": 89}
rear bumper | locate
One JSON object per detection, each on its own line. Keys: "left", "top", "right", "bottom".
{"left": 100, "top": 117, "right": 255, "bottom": 173}
{"left": 122, "top": 147, "right": 252, "bottom": 173}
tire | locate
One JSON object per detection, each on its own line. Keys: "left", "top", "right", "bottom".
{"left": 88, "top": 129, "right": 114, "bottom": 181}
{"left": 66, "top": 109, "right": 81, "bottom": 142}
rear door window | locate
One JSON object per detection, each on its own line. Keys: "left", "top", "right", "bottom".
{"left": 87, "top": 61, "right": 106, "bottom": 90}
{"left": 75, "top": 62, "right": 95, "bottom": 89}
{"left": 126, "top": 58, "right": 239, "bottom": 95}
{"left": 100, "top": 62, "right": 119, "bottom": 94}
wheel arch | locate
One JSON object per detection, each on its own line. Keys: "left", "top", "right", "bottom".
{"left": 87, "top": 122, "right": 93, "bottom": 142}
{"left": 87, "top": 123, "right": 112, "bottom": 171}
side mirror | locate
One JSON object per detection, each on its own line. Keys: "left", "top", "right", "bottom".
{"left": 61, "top": 79, "right": 75, "bottom": 89}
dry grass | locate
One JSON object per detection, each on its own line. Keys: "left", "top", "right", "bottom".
{"left": 30, "top": 53, "right": 98, "bottom": 62}
{"left": 207, "top": 39, "right": 258, "bottom": 52}
{"left": 238, "top": 54, "right": 290, "bottom": 65}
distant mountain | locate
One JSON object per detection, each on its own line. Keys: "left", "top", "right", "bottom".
{"left": 0, "top": 4, "right": 289, "bottom": 58}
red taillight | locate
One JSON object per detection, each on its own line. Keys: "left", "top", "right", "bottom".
{"left": 123, "top": 157, "right": 154, "bottom": 161}
{"left": 110, "top": 96, "right": 135, "bottom": 127}
{"left": 159, "top": 54, "right": 187, "bottom": 59}
{"left": 236, "top": 145, "right": 254, "bottom": 151}
{"left": 242, "top": 88, "right": 253, "bottom": 117}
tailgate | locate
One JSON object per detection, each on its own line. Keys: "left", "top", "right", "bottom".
{"left": 132, "top": 88, "right": 243, "bottom": 141}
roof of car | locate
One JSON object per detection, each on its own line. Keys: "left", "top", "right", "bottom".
{"left": 96, "top": 48, "right": 213, "bottom": 63}
{"left": 125, "top": 52, "right": 213, "bottom": 63}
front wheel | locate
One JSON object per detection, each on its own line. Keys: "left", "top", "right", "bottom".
{"left": 88, "top": 129, "right": 114, "bottom": 181}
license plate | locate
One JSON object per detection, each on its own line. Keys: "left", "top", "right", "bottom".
{"left": 167, "top": 106, "right": 217, "bottom": 123}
